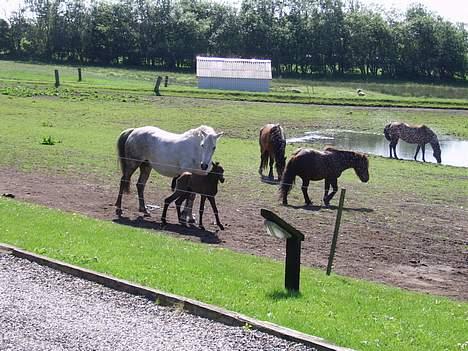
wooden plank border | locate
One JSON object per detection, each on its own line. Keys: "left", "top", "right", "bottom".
{"left": 0, "top": 243, "right": 353, "bottom": 351}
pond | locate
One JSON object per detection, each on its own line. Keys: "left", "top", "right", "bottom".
{"left": 287, "top": 130, "right": 468, "bottom": 167}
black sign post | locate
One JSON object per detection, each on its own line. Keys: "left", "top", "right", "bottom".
{"left": 261, "top": 209, "right": 305, "bottom": 292}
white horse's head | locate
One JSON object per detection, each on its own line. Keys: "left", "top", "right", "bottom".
{"left": 200, "top": 129, "right": 223, "bottom": 171}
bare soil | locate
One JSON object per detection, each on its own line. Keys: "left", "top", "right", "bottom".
{"left": 1, "top": 167, "right": 466, "bottom": 300}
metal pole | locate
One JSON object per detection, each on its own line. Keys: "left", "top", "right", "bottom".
{"left": 54, "top": 69, "right": 60, "bottom": 88}
{"left": 326, "top": 188, "right": 346, "bottom": 276}
{"left": 285, "top": 237, "right": 301, "bottom": 292}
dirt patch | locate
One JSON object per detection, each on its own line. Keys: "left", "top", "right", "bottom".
{"left": 1, "top": 167, "right": 466, "bottom": 300}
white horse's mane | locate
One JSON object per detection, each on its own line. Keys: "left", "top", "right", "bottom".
{"left": 185, "top": 125, "right": 216, "bottom": 137}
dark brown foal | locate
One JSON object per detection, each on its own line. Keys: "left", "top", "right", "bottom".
{"left": 161, "top": 162, "right": 225, "bottom": 230}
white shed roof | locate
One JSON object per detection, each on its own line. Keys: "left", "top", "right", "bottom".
{"left": 196, "top": 57, "right": 272, "bottom": 80}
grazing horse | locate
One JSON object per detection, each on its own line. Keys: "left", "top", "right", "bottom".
{"left": 161, "top": 162, "right": 225, "bottom": 230}
{"left": 115, "top": 125, "right": 223, "bottom": 217}
{"left": 384, "top": 122, "right": 441, "bottom": 163}
{"left": 258, "top": 123, "right": 286, "bottom": 180}
{"left": 280, "top": 147, "right": 369, "bottom": 206}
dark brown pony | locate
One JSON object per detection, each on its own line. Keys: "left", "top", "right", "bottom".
{"left": 280, "top": 147, "right": 369, "bottom": 206}
{"left": 384, "top": 122, "right": 441, "bottom": 163}
{"left": 258, "top": 123, "right": 286, "bottom": 180}
{"left": 161, "top": 162, "right": 225, "bottom": 230}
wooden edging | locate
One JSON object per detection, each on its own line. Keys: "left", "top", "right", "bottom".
{"left": 0, "top": 243, "right": 353, "bottom": 351}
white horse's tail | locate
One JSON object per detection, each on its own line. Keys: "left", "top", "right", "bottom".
{"left": 117, "top": 128, "right": 135, "bottom": 193}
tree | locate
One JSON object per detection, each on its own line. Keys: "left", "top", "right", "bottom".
{"left": 0, "top": 19, "right": 11, "bottom": 54}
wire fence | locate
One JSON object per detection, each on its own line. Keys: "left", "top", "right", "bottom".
{"left": 1, "top": 143, "right": 467, "bottom": 270}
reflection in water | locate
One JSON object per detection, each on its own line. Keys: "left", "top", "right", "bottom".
{"left": 287, "top": 130, "right": 468, "bottom": 167}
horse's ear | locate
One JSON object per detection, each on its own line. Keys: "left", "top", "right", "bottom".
{"left": 216, "top": 132, "right": 224, "bottom": 139}
{"left": 200, "top": 129, "right": 208, "bottom": 137}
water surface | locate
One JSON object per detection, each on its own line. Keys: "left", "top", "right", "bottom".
{"left": 288, "top": 130, "right": 468, "bottom": 167}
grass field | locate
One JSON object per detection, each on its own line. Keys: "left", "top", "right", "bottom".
{"left": 2, "top": 60, "right": 468, "bottom": 109}
{"left": 0, "top": 60, "right": 467, "bottom": 351}
{"left": 1, "top": 198, "right": 467, "bottom": 351}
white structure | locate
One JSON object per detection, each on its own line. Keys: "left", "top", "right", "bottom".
{"left": 196, "top": 56, "right": 272, "bottom": 92}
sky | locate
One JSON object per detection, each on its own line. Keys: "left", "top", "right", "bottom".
{"left": 1, "top": 0, "right": 467, "bottom": 24}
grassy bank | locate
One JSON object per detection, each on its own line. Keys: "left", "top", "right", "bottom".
{"left": 0, "top": 198, "right": 466, "bottom": 351}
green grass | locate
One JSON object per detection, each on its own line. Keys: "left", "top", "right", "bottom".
{"left": 2, "top": 60, "right": 468, "bottom": 109}
{"left": 0, "top": 198, "right": 466, "bottom": 351}
{"left": 0, "top": 61, "right": 467, "bottom": 350}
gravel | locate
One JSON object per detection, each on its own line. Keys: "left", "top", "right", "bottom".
{"left": 0, "top": 253, "right": 316, "bottom": 351}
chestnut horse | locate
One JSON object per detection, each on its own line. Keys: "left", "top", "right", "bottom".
{"left": 384, "top": 122, "right": 441, "bottom": 163}
{"left": 258, "top": 123, "right": 286, "bottom": 180}
{"left": 280, "top": 147, "right": 369, "bottom": 206}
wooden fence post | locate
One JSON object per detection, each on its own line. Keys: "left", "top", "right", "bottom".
{"left": 54, "top": 69, "right": 60, "bottom": 88}
{"left": 78, "top": 68, "right": 82, "bottom": 82}
{"left": 326, "top": 188, "right": 346, "bottom": 276}
{"left": 154, "top": 76, "right": 162, "bottom": 96}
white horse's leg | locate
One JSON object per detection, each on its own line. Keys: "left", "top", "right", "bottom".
{"left": 182, "top": 193, "right": 196, "bottom": 223}
{"left": 136, "top": 162, "right": 152, "bottom": 216}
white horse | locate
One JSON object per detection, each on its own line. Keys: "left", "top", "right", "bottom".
{"left": 115, "top": 125, "right": 223, "bottom": 217}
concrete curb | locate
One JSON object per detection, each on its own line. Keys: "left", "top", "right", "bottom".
{"left": 0, "top": 243, "right": 353, "bottom": 351}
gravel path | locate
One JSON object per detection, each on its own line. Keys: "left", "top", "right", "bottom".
{"left": 0, "top": 253, "right": 315, "bottom": 351}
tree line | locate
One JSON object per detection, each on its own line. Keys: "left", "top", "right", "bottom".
{"left": 0, "top": 0, "right": 467, "bottom": 80}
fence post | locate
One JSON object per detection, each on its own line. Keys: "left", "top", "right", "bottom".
{"left": 154, "top": 76, "right": 162, "bottom": 96}
{"left": 78, "top": 68, "right": 82, "bottom": 82}
{"left": 54, "top": 69, "right": 60, "bottom": 88}
{"left": 326, "top": 188, "right": 346, "bottom": 276}
{"left": 164, "top": 76, "right": 168, "bottom": 87}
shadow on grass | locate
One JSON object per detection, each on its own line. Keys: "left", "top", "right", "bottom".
{"left": 113, "top": 216, "right": 221, "bottom": 244}
{"left": 284, "top": 203, "right": 373, "bottom": 213}
{"left": 260, "top": 175, "right": 281, "bottom": 185}
{"left": 267, "top": 289, "right": 303, "bottom": 300}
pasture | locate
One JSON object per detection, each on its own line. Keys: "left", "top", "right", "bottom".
{"left": 0, "top": 61, "right": 467, "bottom": 350}
{"left": 1, "top": 60, "right": 468, "bottom": 109}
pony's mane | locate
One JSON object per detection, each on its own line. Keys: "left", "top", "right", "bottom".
{"left": 324, "top": 146, "right": 368, "bottom": 162}
{"left": 291, "top": 147, "right": 304, "bottom": 157}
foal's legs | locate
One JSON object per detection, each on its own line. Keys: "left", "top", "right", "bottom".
{"left": 115, "top": 160, "right": 141, "bottom": 216}
{"left": 161, "top": 190, "right": 184, "bottom": 225}
{"left": 421, "top": 144, "right": 426, "bottom": 162}
{"left": 301, "top": 178, "right": 312, "bottom": 205}
{"left": 323, "top": 178, "right": 338, "bottom": 207}
{"left": 199, "top": 195, "right": 224, "bottom": 230}
{"left": 136, "top": 162, "right": 152, "bottom": 216}
{"left": 208, "top": 196, "right": 224, "bottom": 230}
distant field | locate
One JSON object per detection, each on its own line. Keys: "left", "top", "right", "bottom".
{"left": 1, "top": 60, "right": 468, "bottom": 108}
